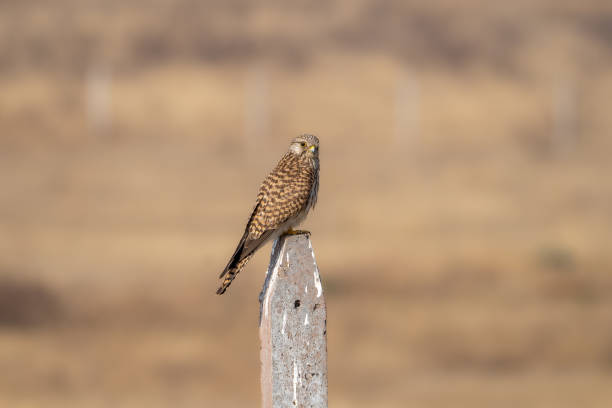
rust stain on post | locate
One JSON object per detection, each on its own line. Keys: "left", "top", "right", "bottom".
{"left": 259, "top": 233, "right": 327, "bottom": 408}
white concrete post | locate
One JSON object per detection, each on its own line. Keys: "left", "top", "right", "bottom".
{"left": 259, "top": 233, "right": 328, "bottom": 408}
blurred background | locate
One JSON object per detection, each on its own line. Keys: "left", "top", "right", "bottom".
{"left": 1, "top": 0, "right": 612, "bottom": 406}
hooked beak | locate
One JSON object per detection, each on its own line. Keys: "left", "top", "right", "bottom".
{"left": 309, "top": 145, "right": 317, "bottom": 153}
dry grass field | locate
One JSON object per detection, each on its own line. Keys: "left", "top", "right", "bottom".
{"left": 1, "top": 0, "right": 612, "bottom": 406}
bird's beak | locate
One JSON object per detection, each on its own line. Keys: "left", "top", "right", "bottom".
{"left": 309, "top": 145, "right": 317, "bottom": 153}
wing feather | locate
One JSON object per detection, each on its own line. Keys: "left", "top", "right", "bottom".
{"left": 218, "top": 154, "right": 313, "bottom": 279}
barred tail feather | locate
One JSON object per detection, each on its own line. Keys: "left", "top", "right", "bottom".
{"left": 216, "top": 254, "right": 253, "bottom": 295}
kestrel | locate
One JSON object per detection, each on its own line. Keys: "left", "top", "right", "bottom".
{"left": 216, "top": 134, "right": 320, "bottom": 295}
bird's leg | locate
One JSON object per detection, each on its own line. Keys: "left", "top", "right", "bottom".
{"left": 285, "top": 228, "right": 310, "bottom": 236}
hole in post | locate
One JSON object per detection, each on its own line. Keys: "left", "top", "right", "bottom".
{"left": 313, "top": 303, "right": 319, "bottom": 311}
{"left": 294, "top": 299, "right": 301, "bottom": 308}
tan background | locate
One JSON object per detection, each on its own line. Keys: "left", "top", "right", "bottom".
{"left": 1, "top": 0, "right": 612, "bottom": 406}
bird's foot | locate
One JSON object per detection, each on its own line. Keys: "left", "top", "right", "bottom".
{"left": 284, "top": 228, "right": 311, "bottom": 236}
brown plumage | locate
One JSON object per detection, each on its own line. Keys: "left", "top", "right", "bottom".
{"left": 216, "top": 134, "right": 320, "bottom": 295}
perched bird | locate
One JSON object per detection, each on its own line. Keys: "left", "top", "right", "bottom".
{"left": 216, "top": 134, "right": 320, "bottom": 295}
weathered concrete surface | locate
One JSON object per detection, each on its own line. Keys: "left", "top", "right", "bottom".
{"left": 259, "top": 233, "right": 327, "bottom": 408}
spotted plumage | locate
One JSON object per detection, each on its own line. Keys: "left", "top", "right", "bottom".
{"left": 216, "top": 134, "right": 320, "bottom": 295}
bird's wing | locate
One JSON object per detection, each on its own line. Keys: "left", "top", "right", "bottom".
{"left": 218, "top": 164, "right": 312, "bottom": 279}
{"left": 218, "top": 200, "right": 268, "bottom": 279}
{"left": 250, "top": 174, "right": 311, "bottom": 233}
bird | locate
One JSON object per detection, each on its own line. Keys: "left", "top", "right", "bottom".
{"left": 216, "top": 134, "right": 320, "bottom": 295}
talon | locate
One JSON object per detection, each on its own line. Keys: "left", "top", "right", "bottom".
{"left": 285, "top": 228, "right": 310, "bottom": 236}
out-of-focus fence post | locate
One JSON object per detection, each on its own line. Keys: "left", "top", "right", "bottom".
{"left": 244, "top": 64, "right": 269, "bottom": 158}
{"left": 85, "top": 63, "right": 112, "bottom": 136}
{"left": 552, "top": 77, "right": 577, "bottom": 154}
{"left": 394, "top": 69, "right": 420, "bottom": 150}
{"left": 259, "top": 233, "right": 328, "bottom": 408}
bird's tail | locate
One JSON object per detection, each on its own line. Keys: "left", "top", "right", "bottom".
{"left": 216, "top": 253, "right": 253, "bottom": 295}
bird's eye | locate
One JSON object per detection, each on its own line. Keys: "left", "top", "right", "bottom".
{"left": 300, "top": 142, "right": 307, "bottom": 147}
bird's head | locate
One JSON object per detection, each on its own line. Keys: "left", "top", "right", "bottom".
{"left": 289, "top": 134, "right": 319, "bottom": 159}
